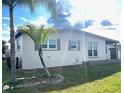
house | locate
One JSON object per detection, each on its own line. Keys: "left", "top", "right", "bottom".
{"left": 15, "top": 29, "right": 120, "bottom": 69}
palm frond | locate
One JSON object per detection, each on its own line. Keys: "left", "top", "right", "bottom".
{"left": 2, "top": 0, "right": 9, "bottom": 6}
{"left": 40, "top": 0, "right": 58, "bottom": 18}
{"left": 18, "top": 26, "right": 36, "bottom": 43}
{"left": 18, "top": 24, "right": 57, "bottom": 48}
{"left": 40, "top": 27, "right": 57, "bottom": 44}
{"left": 3, "top": 0, "right": 58, "bottom": 17}
{"left": 17, "top": 0, "right": 40, "bottom": 13}
{"left": 34, "top": 25, "right": 44, "bottom": 45}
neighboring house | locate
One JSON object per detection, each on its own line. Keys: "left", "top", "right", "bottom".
{"left": 15, "top": 29, "right": 120, "bottom": 69}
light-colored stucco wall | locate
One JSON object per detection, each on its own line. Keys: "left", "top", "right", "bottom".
{"left": 16, "top": 31, "right": 109, "bottom": 69}
{"left": 84, "top": 34, "right": 106, "bottom": 61}
{"left": 15, "top": 36, "right": 24, "bottom": 68}
{"left": 21, "top": 31, "right": 85, "bottom": 69}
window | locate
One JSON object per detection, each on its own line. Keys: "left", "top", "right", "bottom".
{"left": 42, "top": 39, "right": 58, "bottom": 50}
{"left": 35, "top": 39, "right": 60, "bottom": 51}
{"left": 49, "top": 40, "right": 57, "bottom": 48}
{"left": 69, "top": 40, "right": 80, "bottom": 50}
{"left": 93, "top": 42, "right": 97, "bottom": 56}
{"left": 88, "top": 42, "right": 98, "bottom": 57}
{"left": 42, "top": 41, "right": 47, "bottom": 48}
{"left": 88, "top": 42, "right": 92, "bottom": 56}
{"left": 16, "top": 39, "right": 21, "bottom": 50}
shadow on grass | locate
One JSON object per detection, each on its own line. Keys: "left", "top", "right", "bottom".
{"left": 3, "top": 60, "right": 121, "bottom": 93}
{"left": 41, "top": 63, "right": 121, "bottom": 92}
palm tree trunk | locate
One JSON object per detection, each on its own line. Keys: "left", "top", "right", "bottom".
{"left": 39, "top": 47, "right": 51, "bottom": 77}
{"left": 9, "top": 0, "right": 17, "bottom": 83}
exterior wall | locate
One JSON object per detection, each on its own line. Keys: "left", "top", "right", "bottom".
{"left": 15, "top": 36, "right": 23, "bottom": 68}
{"left": 15, "top": 36, "right": 23, "bottom": 57}
{"left": 21, "top": 31, "right": 84, "bottom": 69}
{"left": 22, "top": 34, "right": 42, "bottom": 69}
{"left": 16, "top": 31, "right": 111, "bottom": 69}
{"left": 106, "top": 44, "right": 115, "bottom": 60}
{"left": 84, "top": 34, "right": 107, "bottom": 61}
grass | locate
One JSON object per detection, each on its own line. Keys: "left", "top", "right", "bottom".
{"left": 3, "top": 60, "right": 121, "bottom": 93}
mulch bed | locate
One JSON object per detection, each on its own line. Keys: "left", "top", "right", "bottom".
{"left": 3, "top": 74, "right": 64, "bottom": 90}
{"left": 20, "top": 75, "right": 62, "bottom": 86}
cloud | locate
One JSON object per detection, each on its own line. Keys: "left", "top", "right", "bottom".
{"left": 2, "top": 24, "right": 17, "bottom": 43}
{"left": 2, "top": 24, "right": 11, "bottom": 42}
{"left": 2, "top": 30, "right": 10, "bottom": 42}
{"left": 100, "top": 24, "right": 119, "bottom": 30}
{"left": 98, "top": 19, "right": 120, "bottom": 30}
{"left": 2, "top": 36, "right": 10, "bottom": 42}
{"left": 20, "top": 17, "right": 29, "bottom": 22}
{"left": 2, "top": 17, "right": 10, "bottom": 20}
{"left": 83, "top": 21, "right": 121, "bottom": 41}
{"left": 3, "top": 23, "right": 8, "bottom": 26}
{"left": 2, "top": 30, "right": 10, "bottom": 35}
{"left": 2, "top": 24, "right": 11, "bottom": 47}
{"left": 19, "top": 16, "right": 47, "bottom": 27}
{"left": 2, "top": 25, "right": 10, "bottom": 31}
{"left": 100, "top": 20, "right": 113, "bottom": 26}
{"left": 69, "top": 0, "right": 120, "bottom": 24}
{"left": 2, "top": 25, "right": 10, "bottom": 39}
{"left": 31, "top": 16, "right": 47, "bottom": 27}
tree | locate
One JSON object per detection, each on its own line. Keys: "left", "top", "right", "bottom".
{"left": 2, "top": 40, "right": 8, "bottom": 54}
{"left": 18, "top": 24, "right": 57, "bottom": 77}
{"left": 2, "top": 0, "right": 57, "bottom": 83}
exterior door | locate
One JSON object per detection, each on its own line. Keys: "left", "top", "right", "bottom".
{"left": 110, "top": 48, "right": 116, "bottom": 59}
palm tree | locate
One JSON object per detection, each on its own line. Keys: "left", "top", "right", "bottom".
{"left": 2, "top": 0, "right": 57, "bottom": 83}
{"left": 18, "top": 24, "right": 57, "bottom": 77}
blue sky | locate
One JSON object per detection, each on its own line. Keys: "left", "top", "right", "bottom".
{"left": 2, "top": 5, "right": 50, "bottom": 29}
{"left": 2, "top": 5, "right": 50, "bottom": 25}
{"left": 2, "top": 5, "right": 50, "bottom": 42}
{"left": 2, "top": 0, "right": 121, "bottom": 44}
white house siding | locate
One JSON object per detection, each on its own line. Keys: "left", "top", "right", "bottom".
{"left": 44, "top": 31, "right": 85, "bottom": 68}
{"left": 84, "top": 34, "right": 106, "bottom": 61}
{"left": 22, "top": 34, "right": 43, "bottom": 69}
{"left": 21, "top": 31, "right": 84, "bottom": 69}
{"left": 16, "top": 31, "right": 114, "bottom": 69}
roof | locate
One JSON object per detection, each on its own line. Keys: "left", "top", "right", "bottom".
{"left": 15, "top": 30, "right": 22, "bottom": 39}
{"left": 15, "top": 29, "right": 119, "bottom": 43}
{"left": 83, "top": 31, "right": 119, "bottom": 43}
{"left": 15, "top": 9, "right": 120, "bottom": 44}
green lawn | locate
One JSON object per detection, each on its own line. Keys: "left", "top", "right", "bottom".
{"left": 3, "top": 60, "right": 121, "bottom": 93}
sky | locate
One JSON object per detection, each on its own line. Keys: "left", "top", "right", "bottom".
{"left": 2, "top": 0, "right": 121, "bottom": 45}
